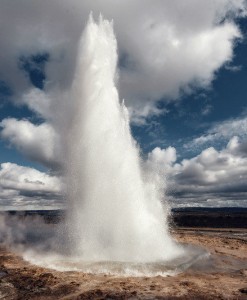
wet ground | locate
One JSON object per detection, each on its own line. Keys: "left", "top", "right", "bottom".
{"left": 0, "top": 228, "right": 247, "bottom": 299}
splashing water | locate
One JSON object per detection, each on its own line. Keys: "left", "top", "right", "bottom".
{"left": 64, "top": 15, "right": 183, "bottom": 263}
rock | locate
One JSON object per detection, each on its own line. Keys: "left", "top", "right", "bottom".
{"left": 239, "top": 287, "right": 247, "bottom": 294}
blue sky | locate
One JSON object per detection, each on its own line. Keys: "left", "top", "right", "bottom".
{"left": 133, "top": 18, "right": 247, "bottom": 157}
{"left": 0, "top": 0, "right": 247, "bottom": 209}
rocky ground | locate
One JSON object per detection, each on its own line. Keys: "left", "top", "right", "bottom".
{"left": 0, "top": 228, "right": 247, "bottom": 299}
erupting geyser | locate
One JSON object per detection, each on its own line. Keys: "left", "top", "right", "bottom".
{"left": 64, "top": 15, "right": 182, "bottom": 263}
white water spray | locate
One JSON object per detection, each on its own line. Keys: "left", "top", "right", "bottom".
{"left": 63, "top": 15, "right": 181, "bottom": 263}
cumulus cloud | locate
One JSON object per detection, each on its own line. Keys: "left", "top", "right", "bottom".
{"left": 0, "top": 0, "right": 246, "bottom": 119}
{"left": 0, "top": 118, "right": 60, "bottom": 169}
{"left": 156, "top": 137, "right": 247, "bottom": 207}
{"left": 227, "top": 135, "right": 247, "bottom": 157}
{"left": 175, "top": 143, "right": 247, "bottom": 189}
{"left": 147, "top": 146, "right": 177, "bottom": 171}
{"left": 185, "top": 115, "right": 247, "bottom": 149}
{"left": 0, "top": 163, "right": 62, "bottom": 209}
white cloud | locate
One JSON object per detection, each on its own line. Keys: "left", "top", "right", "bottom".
{"left": 0, "top": 162, "right": 60, "bottom": 192}
{"left": 148, "top": 138, "right": 247, "bottom": 207}
{"left": 227, "top": 135, "right": 247, "bottom": 157}
{"left": 0, "top": 118, "right": 60, "bottom": 169}
{"left": 21, "top": 88, "right": 52, "bottom": 119}
{"left": 0, "top": 162, "right": 63, "bottom": 209}
{"left": 0, "top": 0, "right": 246, "bottom": 120}
{"left": 186, "top": 115, "right": 247, "bottom": 149}
{"left": 201, "top": 104, "right": 213, "bottom": 116}
{"left": 147, "top": 147, "right": 177, "bottom": 170}
{"left": 174, "top": 138, "right": 247, "bottom": 191}
{"left": 225, "top": 64, "right": 242, "bottom": 72}
{"left": 177, "top": 137, "right": 247, "bottom": 191}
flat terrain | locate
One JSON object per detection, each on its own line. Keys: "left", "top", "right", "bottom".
{"left": 0, "top": 228, "right": 247, "bottom": 299}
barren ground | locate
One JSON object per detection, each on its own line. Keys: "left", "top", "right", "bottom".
{"left": 0, "top": 228, "right": 247, "bottom": 299}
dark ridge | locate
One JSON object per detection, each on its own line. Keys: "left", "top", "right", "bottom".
{"left": 171, "top": 207, "right": 247, "bottom": 213}
{"left": 171, "top": 207, "right": 247, "bottom": 228}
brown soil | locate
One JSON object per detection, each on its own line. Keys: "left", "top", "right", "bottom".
{"left": 0, "top": 229, "right": 246, "bottom": 299}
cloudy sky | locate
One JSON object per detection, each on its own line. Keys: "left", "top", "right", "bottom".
{"left": 0, "top": 0, "right": 247, "bottom": 209}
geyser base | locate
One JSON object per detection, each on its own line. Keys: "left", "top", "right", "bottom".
{"left": 23, "top": 244, "right": 209, "bottom": 277}
{"left": 1, "top": 228, "right": 246, "bottom": 299}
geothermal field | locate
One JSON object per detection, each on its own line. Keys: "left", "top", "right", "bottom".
{"left": 0, "top": 211, "right": 247, "bottom": 299}
{"left": 0, "top": 16, "right": 246, "bottom": 299}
